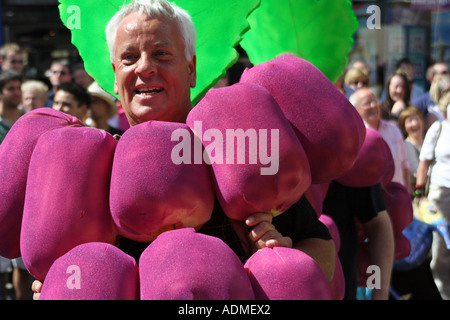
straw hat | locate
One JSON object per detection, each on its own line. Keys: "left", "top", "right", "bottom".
{"left": 87, "top": 81, "right": 118, "bottom": 119}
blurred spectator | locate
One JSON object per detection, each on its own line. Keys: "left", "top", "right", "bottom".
{"left": 438, "top": 91, "right": 450, "bottom": 120}
{"left": 398, "top": 106, "right": 426, "bottom": 191}
{"left": 0, "top": 43, "right": 25, "bottom": 75}
{"left": 350, "top": 88, "right": 411, "bottom": 193}
{"left": 416, "top": 91, "right": 450, "bottom": 300}
{"left": 86, "top": 82, "right": 123, "bottom": 135}
{"left": 392, "top": 105, "right": 442, "bottom": 300}
{"left": 0, "top": 70, "right": 23, "bottom": 144}
{"left": 426, "top": 75, "right": 450, "bottom": 128}
{"left": 396, "top": 57, "right": 425, "bottom": 101}
{"left": 45, "top": 59, "right": 73, "bottom": 107}
{"left": 348, "top": 59, "right": 370, "bottom": 74}
{"left": 52, "top": 82, "right": 90, "bottom": 123}
{"left": 344, "top": 67, "right": 370, "bottom": 91}
{"left": 72, "top": 62, "right": 94, "bottom": 89}
{"left": 381, "top": 72, "right": 411, "bottom": 122}
{"left": 411, "top": 62, "right": 449, "bottom": 117}
{"left": 20, "top": 80, "right": 49, "bottom": 113}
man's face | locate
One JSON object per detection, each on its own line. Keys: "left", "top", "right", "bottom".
{"left": 22, "top": 90, "right": 47, "bottom": 112}
{"left": 49, "top": 63, "right": 72, "bottom": 87}
{"left": 1, "top": 79, "right": 22, "bottom": 108}
{"left": 2, "top": 51, "right": 24, "bottom": 74}
{"left": 433, "top": 63, "right": 449, "bottom": 82}
{"left": 355, "top": 89, "right": 380, "bottom": 128}
{"left": 53, "top": 90, "right": 86, "bottom": 121}
{"left": 112, "top": 12, "right": 196, "bottom": 126}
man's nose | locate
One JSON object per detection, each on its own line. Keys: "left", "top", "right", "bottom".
{"left": 136, "top": 55, "right": 157, "bottom": 77}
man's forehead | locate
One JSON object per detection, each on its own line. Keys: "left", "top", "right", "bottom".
{"left": 55, "top": 90, "right": 74, "bottom": 99}
{"left": 358, "top": 89, "right": 376, "bottom": 102}
{"left": 119, "top": 12, "right": 176, "bottom": 33}
{"left": 3, "top": 79, "right": 21, "bottom": 88}
{"left": 115, "top": 14, "right": 181, "bottom": 54}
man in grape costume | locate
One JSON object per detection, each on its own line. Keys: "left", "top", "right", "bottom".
{"left": 31, "top": 0, "right": 335, "bottom": 299}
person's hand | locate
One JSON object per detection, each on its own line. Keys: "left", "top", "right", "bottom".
{"left": 391, "top": 100, "right": 406, "bottom": 117}
{"left": 245, "top": 212, "right": 292, "bottom": 249}
{"left": 412, "top": 184, "right": 426, "bottom": 199}
{"left": 32, "top": 279, "right": 42, "bottom": 300}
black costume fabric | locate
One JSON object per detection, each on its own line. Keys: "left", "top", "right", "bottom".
{"left": 119, "top": 195, "right": 332, "bottom": 264}
{"left": 323, "top": 181, "right": 385, "bottom": 300}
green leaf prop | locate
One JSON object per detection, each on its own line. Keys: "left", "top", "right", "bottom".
{"left": 58, "top": 0, "right": 259, "bottom": 105}
{"left": 240, "top": 0, "right": 358, "bottom": 83}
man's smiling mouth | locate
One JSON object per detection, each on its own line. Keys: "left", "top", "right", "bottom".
{"left": 135, "top": 87, "right": 164, "bottom": 95}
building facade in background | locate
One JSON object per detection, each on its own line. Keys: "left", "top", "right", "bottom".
{"left": 1, "top": 0, "right": 449, "bottom": 93}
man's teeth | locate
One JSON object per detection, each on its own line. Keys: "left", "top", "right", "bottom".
{"left": 136, "top": 88, "right": 163, "bottom": 95}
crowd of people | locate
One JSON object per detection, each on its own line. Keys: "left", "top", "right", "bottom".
{"left": 0, "top": 0, "right": 449, "bottom": 301}
{"left": 338, "top": 58, "right": 450, "bottom": 300}
{"left": 0, "top": 43, "right": 128, "bottom": 300}
{"left": 0, "top": 43, "right": 128, "bottom": 146}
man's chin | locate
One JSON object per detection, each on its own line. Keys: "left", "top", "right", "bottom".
{"left": 129, "top": 104, "right": 165, "bottom": 125}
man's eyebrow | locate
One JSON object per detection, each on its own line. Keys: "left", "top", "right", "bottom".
{"left": 116, "top": 44, "right": 138, "bottom": 52}
{"left": 152, "top": 40, "right": 171, "bottom": 47}
{"left": 117, "top": 40, "right": 172, "bottom": 52}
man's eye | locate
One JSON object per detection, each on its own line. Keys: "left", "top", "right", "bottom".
{"left": 121, "top": 53, "right": 138, "bottom": 62}
{"left": 154, "top": 51, "right": 170, "bottom": 59}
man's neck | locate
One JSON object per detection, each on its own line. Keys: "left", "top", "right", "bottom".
{"left": 364, "top": 118, "right": 380, "bottom": 130}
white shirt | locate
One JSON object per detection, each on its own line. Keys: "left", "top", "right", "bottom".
{"left": 419, "top": 120, "right": 450, "bottom": 187}
{"left": 365, "top": 119, "right": 410, "bottom": 186}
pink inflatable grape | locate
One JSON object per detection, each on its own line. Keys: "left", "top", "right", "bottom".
{"left": 319, "top": 214, "right": 345, "bottom": 300}
{"left": 186, "top": 82, "right": 311, "bottom": 221}
{"left": 21, "top": 126, "right": 117, "bottom": 281}
{"left": 382, "top": 182, "right": 413, "bottom": 236}
{"left": 244, "top": 246, "right": 331, "bottom": 300}
{"left": 336, "top": 128, "right": 395, "bottom": 188}
{"left": 0, "top": 108, "right": 83, "bottom": 258}
{"left": 319, "top": 214, "right": 340, "bottom": 252}
{"left": 304, "top": 184, "right": 325, "bottom": 217}
{"left": 382, "top": 182, "right": 413, "bottom": 260}
{"left": 110, "top": 121, "right": 214, "bottom": 242}
{"left": 239, "top": 54, "right": 365, "bottom": 184}
{"left": 394, "top": 233, "right": 412, "bottom": 261}
{"left": 40, "top": 242, "right": 139, "bottom": 300}
{"left": 139, "top": 228, "right": 255, "bottom": 300}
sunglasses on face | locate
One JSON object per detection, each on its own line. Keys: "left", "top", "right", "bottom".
{"left": 350, "top": 80, "right": 369, "bottom": 86}
{"left": 8, "top": 59, "right": 23, "bottom": 65}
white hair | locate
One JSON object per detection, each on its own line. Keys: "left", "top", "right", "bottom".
{"left": 348, "top": 88, "right": 377, "bottom": 108}
{"left": 348, "top": 91, "right": 359, "bottom": 107}
{"left": 105, "top": 0, "right": 196, "bottom": 62}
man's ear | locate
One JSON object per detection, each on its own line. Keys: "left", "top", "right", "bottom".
{"left": 112, "top": 63, "right": 119, "bottom": 95}
{"left": 188, "top": 55, "right": 196, "bottom": 88}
